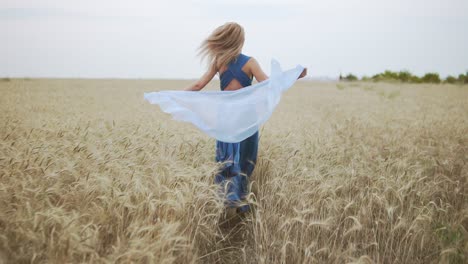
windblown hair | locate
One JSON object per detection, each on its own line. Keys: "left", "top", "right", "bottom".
{"left": 198, "top": 22, "right": 245, "bottom": 71}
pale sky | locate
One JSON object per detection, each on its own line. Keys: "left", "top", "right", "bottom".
{"left": 2, "top": 0, "right": 468, "bottom": 79}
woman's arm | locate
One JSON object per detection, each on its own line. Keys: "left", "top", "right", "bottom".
{"left": 249, "top": 58, "right": 269, "bottom": 82}
{"left": 184, "top": 66, "right": 217, "bottom": 91}
{"left": 249, "top": 58, "right": 307, "bottom": 82}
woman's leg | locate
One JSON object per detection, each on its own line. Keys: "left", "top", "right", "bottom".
{"left": 215, "top": 140, "right": 242, "bottom": 204}
{"left": 238, "top": 131, "right": 259, "bottom": 212}
{"left": 240, "top": 131, "right": 259, "bottom": 177}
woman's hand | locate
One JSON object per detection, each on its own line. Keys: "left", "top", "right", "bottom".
{"left": 298, "top": 68, "right": 307, "bottom": 79}
{"left": 184, "top": 66, "right": 217, "bottom": 91}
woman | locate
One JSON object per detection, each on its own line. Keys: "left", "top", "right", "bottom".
{"left": 185, "top": 22, "right": 307, "bottom": 212}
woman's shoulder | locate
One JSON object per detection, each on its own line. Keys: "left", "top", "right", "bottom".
{"left": 238, "top": 53, "right": 253, "bottom": 66}
{"left": 239, "top": 53, "right": 251, "bottom": 60}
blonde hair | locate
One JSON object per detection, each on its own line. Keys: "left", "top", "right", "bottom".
{"left": 198, "top": 22, "right": 245, "bottom": 71}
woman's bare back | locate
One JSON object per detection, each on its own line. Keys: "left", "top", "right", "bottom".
{"left": 218, "top": 59, "right": 254, "bottom": 91}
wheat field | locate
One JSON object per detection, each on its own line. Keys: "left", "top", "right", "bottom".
{"left": 0, "top": 78, "right": 467, "bottom": 263}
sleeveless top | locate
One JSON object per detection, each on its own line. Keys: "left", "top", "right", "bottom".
{"left": 219, "top": 54, "right": 252, "bottom": 90}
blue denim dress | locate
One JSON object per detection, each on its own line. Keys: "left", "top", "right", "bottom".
{"left": 215, "top": 54, "right": 259, "bottom": 212}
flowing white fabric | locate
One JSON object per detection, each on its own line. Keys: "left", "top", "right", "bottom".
{"left": 144, "top": 59, "right": 304, "bottom": 143}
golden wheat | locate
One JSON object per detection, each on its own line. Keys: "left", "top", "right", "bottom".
{"left": 0, "top": 79, "right": 467, "bottom": 263}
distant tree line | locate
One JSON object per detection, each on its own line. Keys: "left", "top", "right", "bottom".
{"left": 340, "top": 71, "right": 468, "bottom": 84}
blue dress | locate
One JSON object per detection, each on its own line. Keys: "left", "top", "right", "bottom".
{"left": 215, "top": 54, "right": 259, "bottom": 212}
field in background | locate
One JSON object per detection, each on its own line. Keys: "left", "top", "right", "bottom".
{"left": 0, "top": 79, "right": 467, "bottom": 263}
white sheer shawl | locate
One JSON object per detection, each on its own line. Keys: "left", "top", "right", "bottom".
{"left": 144, "top": 60, "right": 304, "bottom": 143}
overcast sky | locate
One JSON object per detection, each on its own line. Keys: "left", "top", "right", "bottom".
{"left": 2, "top": 0, "right": 468, "bottom": 79}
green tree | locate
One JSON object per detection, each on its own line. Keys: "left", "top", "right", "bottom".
{"left": 410, "top": 75, "right": 422, "bottom": 83}
{"left": 382, "top": 70, "right": 399, "bottom": 80}
{"left": 445, "top": 75, "right": 457, "bottom": 84}
{"left": 344, "top": 73, "right": 358, "bottom": 81}
{"left": 421, "top": 73, "right": 441, "bottom": 84}
{"left": 397, "top": 70, "right": 412, "bottom": 82}
{"left": 458, "top": 73, "right": 467, "bottom": 84}
{"left": 361, "top": 76, "right": 371, "bottom": 81}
